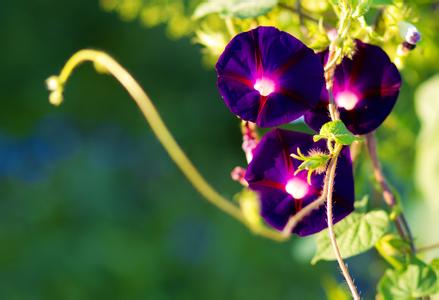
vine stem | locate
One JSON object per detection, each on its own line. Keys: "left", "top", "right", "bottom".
{"left": 279, "top": 2, "right": 361, "bottom": 293}
{"left": 326, "top": 146, "right": 360, "bottom": 300}
{"left": 365, "top": 132, "right": 416, "bottom": 253}
{"left": 50, "top": 49, "right": 287, "bottom": 242}
{"left": 282, "top": 177, "right": 329, "bottom": 236}
{"left": 321, "top": 5, "right": 360, "bottom": 298}
{"left": 282, "top": 143, "right": 360, "bottom": 298}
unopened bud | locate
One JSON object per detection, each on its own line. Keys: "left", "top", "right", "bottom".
{"left": 241, "top": 121, "right": 259, "bottom": 163}
{"left": 398, "top": 21, "right": 421, "bottom": 46}
{"left": 231, "top": 166, "right": 247, "bottom": 186}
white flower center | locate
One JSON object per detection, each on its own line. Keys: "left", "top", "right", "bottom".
{"left": 254, "top": 77, "right": 275, "bottom": 96}
{"left": 285, "top": 177, "right": 309, "bottom": 199}
{"left": 336, "top": 91, "right": 359, "bottom": 111}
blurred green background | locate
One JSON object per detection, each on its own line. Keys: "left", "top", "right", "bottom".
{"left": 0, "top": 0, "right": 438, "bottom": 299}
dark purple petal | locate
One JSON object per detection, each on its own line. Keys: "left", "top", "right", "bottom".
{"left": 244, "top": 129, "right": 354, "bottom": 236}
{"left": 304, "top": 99, "right": 330, "bottom": 133}
{"left": 304, "top": 41, "right": 402, "bottom": 135}
{"left": 216, "top": 26, "right": 325, "bottom": 128}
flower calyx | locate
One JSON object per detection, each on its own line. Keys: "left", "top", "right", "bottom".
{"left": 291, "top": 147, "right": 330, "bottom": 185}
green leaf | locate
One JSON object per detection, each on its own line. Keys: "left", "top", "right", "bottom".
{"left": 312, "top": 210, "right": 389, "bottom": 264}
{"left": 227, "top": 0, "right": 278, "bottom": 19}
{"left": 371, "top": 0, "right": 392, "bottom": 6}
{"left": 193, "top": 1, "right": 224, "bottom": 19}
{"left": 432, "top": 258, "right": 439, "bottom": 294}
{"left": 352, "top": 0, "right": 371, "bottom": 18}
{"left": 431, "top": 258, "right": 439, "bottom": 271}
{"left": 353, "top": 195, "right": 368, "bottom": 212}
{"left": 313, "top": 120, "right": 358, "bottom": 146}
{"left": 192, "top": 0, "right": 277, "bottom": 19}
{"left": 378, "top": 259, "right": 438, "bottom": 299}
{"left": 375, "top": 234, "right": 411, "bottom": 270}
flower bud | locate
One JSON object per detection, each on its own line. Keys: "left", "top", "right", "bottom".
{"left": 398, "top": 21, "right": 421, "bottom": 46}
{"left": 231, "top": 166, "right": 247, "bottom": 186}
{"left": 241, "top": 121, "right": 259, "bottom": 163}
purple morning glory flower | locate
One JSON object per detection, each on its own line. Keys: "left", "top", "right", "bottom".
{"left": 244, "top": 129, "right": 354, "bottom": 236}
{"left": 304, "top": 40, "right": 402, "bottom": 135}
{"left": 216, "top": 26, "right": 325, "bottom": 128}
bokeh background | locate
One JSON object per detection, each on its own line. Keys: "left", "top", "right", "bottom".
{"left": 1, "top": 0, "right": 438, "bottom": 299}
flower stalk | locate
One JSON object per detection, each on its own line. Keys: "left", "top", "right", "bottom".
{"left": 46, "top": 49, "right": 287, "bottom": 242}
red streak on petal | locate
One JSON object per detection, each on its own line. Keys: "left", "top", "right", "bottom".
{"left": 251, "top": 179, "right": 285, "bottom": 191}
{"left": 256, "top": 95, "right": 268, "bottom": 125}
{"left": 347, "top": 60, "right": 364, "bottom": 88}
{"left": 279, "top": 88, "right": 314, "bottom": 108}
{"left": 275, "top": 130, "right": 294, "bottom": 174}
{"left": 295, "top": 198, "right": 303, "bottom": 213}
{"left": 360, "top": 82, "right": 401, "bottom": 99}
{"left": 221, "top": 73, "right": 253, "bottom": 88}
{"left": 272, "top": 46, "right": 308, "bottom": 78}
{"left": 251, "top": 29, "right": 264, "bottom": 76}
{"left": 380, "top": 82, "right": 401, "bottom": 97}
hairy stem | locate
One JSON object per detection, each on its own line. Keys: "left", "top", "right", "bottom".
{"left": 365, "top": 132, "right": 416, "bottom": 253}
{"left": 321, "top": 6, "right": 360, "bottom": 297}
{"left": 50, "top": 49, "right": 287, "bottom": 242}
{"left": 326, "top": 146, "right": 361, "bottom": 300}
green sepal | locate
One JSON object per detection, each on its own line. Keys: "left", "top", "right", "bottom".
{"left": 291, "top": 148, "right": 330, "bottom": 184}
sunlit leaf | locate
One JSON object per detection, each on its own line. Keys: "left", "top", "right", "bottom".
{"left": 312, "top": 210, "right": 389, "bottom": 264}
{"left": 193, "top": 0, "right": 278, "bottom": 19}
{"left": 375, "top": 234, "right": 411, "bottom": 270}
{"left": 193, "top": 1, "right": 224, "bottom": 19}
{"left": 378, "top": 259, "right": 438, "bottom": 299}
{"left": 227, "top": 0, "right": 278, "bottom": 19}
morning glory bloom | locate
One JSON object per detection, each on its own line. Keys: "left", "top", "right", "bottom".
{"left": 216, "top": 26, "right": 325, "bottom": 128}
{"left": 244, "top": 129, "right": 354, "bottom": 236}
{"left": 305, "top": 40, "right": 402, "bottom": 135}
